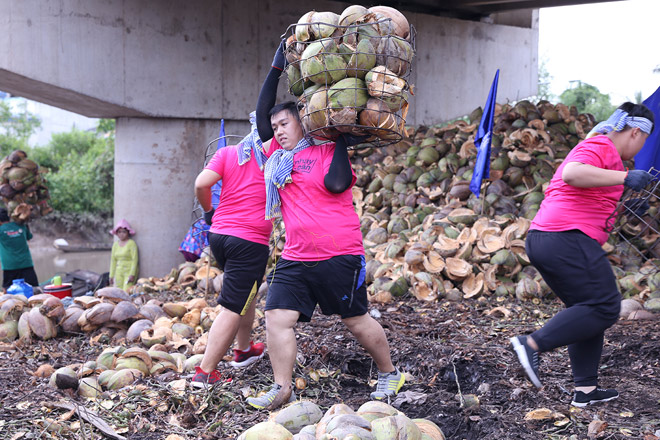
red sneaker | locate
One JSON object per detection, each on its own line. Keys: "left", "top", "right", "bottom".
{"left": 191, "top": 366, "right": 229, "bottom": 388}
{"left": 230, "top": 341, "right": 265, "bottom": 368}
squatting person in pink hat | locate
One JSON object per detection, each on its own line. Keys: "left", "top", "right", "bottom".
{"left": 109, "top": 219, "right": 139, "bottom": 291}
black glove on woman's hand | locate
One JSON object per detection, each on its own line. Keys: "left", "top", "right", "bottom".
{"left": 624, "top": 170, "right": 653, "bottom": 191}
{"left": 203, "top": 208, "right": 215, "bottom": 226}
{"left": 272, "top": 40, "right": 287, "bottom": 71}
{"left": 623, "top": 198, "right": 650, "bottom": 217}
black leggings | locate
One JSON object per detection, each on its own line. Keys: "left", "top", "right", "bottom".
{"left": 3, "top": 266, "right": 38, "bottom": 288}
{"left": 526, "top": 230, "right": 620, "bottom": 387}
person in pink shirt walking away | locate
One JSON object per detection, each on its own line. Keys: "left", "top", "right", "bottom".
{"left": 510, "top": 102, "right": 655, "bottom": 407}
{"left": 190, "top": 114, "right": 274, "bottom": 388}
{"left": 245, "top": 42, "right": 404, "bottom": 410}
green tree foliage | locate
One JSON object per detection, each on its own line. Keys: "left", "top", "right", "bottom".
{"left": 45, "top": 136, "right": 114, "bottom": 214}
{"left": 559, "top": 81, "right": 615, "bottom": 122}
{"left": 0, "top": 100, "right": 41, "bottom": 156}
{"left": 537, "top": 57, "right": 553, "bottom": 101}
{"left": 38, "top": 126, "right": 114, "bottom": 215}
{"left": 0, "top": 100, "right": 114, "bottom": 215}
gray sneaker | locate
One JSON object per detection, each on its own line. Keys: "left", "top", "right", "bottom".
{"left": 510, "top": 336, "right": 542, "bottom": 388}
{"left": 246, "top": 384, "right": 296, "bottom": 410}
{"left": 370, "top": 368, "right": 405, "bottom": 400}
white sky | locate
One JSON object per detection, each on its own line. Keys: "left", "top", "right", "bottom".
{"left": 539, "top": 0, "right": 660, "bottom": 104}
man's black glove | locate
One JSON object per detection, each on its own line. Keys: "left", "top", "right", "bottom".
{"left": 340, "top": 133, "right": 370, "bottom": 147}
{"left": 272, "top": 40, "right": 287, "bottom": 71}
{"left": 623, "top": 198, "right": 650, "bottom": 218}
{"left": 623, "top": 170, "right": 653, "bottom": 191}
{"left": 203, "top": 208, "right": 215, "bottom": 226}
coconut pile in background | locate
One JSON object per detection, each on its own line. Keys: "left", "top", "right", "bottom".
{"left": 342, "top": 98, "right": 660, "bottom": 317}
{"left": 0, "top": 149, "right": 52, "bottom": 222}
{"left": 285, "top": 5, "right": 414, "bottom": 145}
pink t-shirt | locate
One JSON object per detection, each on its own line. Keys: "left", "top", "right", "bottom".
{"left": 271, "top": 138, "right": 364, "bottom": 261}
{"left": 204, "top": 145, "right": 273, "bottom": 245}
{"left": 530, "top": 135, "right": 624, "bottom": 244}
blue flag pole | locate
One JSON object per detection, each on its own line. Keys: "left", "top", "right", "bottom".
{"left": 178, "top": 119, "right": 226, "bottom": 262}
{"left": 210, "top": 119, "right": 226, "bottom": 208}
{"left": 470, "top": 69, "right": 500, "bottom": 201}
{"left": 634, "top": 85, "right": 660, "bottom": 171}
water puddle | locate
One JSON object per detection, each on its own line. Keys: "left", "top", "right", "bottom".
{"left": 32, "top": 249, "right": 111, "bottom": 285}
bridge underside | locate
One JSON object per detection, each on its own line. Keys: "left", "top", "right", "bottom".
{"left": 329, "top": 0, "right": 623, "bottom": 20}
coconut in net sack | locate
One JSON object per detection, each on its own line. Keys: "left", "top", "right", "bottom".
{"left": 284, "top": 5, "right": 415, "bottom": 148}
{"left": 0, "top": 150, "right": 53, "bottom": 223}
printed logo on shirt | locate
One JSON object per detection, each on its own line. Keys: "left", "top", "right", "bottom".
{"left": 293, "top": 158, "right": 317, "bottom": 174}
{"left": 6, "top": 230, "right": 21, "bottom": 237}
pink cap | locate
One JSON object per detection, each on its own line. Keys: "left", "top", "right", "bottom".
{"left": 110, "top": 219, "right": 136, "bottom": 236}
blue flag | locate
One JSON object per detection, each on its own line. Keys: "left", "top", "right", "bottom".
{"left": 470, "top": 69, "right": 500, "bottom": 197}
{"left": 634, "top": 85, "right": 660, "bottom": 171}
{"left": 211, "top": 119, "right": 226, "bottom": 208}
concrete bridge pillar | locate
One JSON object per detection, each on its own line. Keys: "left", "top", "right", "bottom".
{"left": 114, "top": 118, "right": 219, "bottom": 277}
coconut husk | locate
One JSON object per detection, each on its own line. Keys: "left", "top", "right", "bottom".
{"left": 137, "top": 304, "right": 166, "bottom": 322}
{"left": 195, "top": 266, "right": 220, "bottom": 280}
{"left": 85, "top": 303, "right": 115, "bottom": 326}
{"left": 74, "top": 296, "right": 102, "bottom": 309}
{"left": 59, "top": 308, "right": 83, "bottom": 333}
{"left": 187, "top": 298, "right": 208, "bottom": 310}
{"left": 27, "top": 307, "right": 57, "bottom": 340}
{"left": 111, "top": 301, "right": 139, "bottom": 323}
{"left": 106, "top": 368, "right": 144, "bottom": 390}
{"left": 182, "top": 309, "right": 201, "bottom": 328}
{"left": 39, "top": 296, "right": 64, "bottom": 320}
{"left": 444, "top": 258, "right": 472, "bottom": 281}
{"left": 126, "top": 319, "right": 153, "bottom": 342}
{"left": 433, "top": 236, "right": 459, "bottom": 258}
{"left": 462, "top": 273, "right": 484, "bottom": 299}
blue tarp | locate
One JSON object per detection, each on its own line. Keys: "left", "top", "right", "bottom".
{"left": 634, "top": 85, "right": 660, "bottom": 171}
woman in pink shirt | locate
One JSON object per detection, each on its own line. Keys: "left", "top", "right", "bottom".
{"left": 510, "top": 102, "right": 654, "bottom": 407}
{"left": 190, "top": 116, "right": 274, "bottom": 387}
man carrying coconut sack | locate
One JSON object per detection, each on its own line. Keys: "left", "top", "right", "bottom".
{"left": 246, "top": 42, "right": 404, "bottom": 410}
{"left": 189, "top": 113, "right": 274, "bottom": 387}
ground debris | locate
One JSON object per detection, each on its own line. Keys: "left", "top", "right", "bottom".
{"left": 1, "top": 297, "right": 659, "bottom": 439}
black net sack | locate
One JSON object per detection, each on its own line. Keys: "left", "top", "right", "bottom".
{"left": 606, "top": 168, "right": 660, "bottom": 270}
{"left": 283, "top": 6, "right": 416, "bottom": 148}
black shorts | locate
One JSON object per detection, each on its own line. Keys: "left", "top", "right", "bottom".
{"left": 3, "top": 267, "right": 38, "bottom": 289}
{"left": 265, "top": 254, "right": 367, "bottom": 322}
{"left": 208, "top": 233, "right": 269, "bottom": 315}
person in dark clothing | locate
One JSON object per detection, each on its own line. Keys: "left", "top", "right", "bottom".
{"left": 510, "top": 102, "right": 655, "bottom": 407}
{"left": 0, "top": 208, "right": 38, "bottom": 288}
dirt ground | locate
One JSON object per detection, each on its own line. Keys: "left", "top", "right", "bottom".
{"left": 1, "top": 292, "right": 659, "bottom": 440}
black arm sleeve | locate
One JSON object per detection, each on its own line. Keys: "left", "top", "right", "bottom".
{"left": 256, "top": 67, "right": 282, "bottom": 143}
{"left": 324, "top": 136, "right": 353, "bottom": 194}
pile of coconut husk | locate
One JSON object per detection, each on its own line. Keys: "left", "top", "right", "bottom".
{"left": 238, "top": 400, "right": 445, "bottom": 440}
{"left": 42, "top": 343, "right": 207, "bottom": 398}
{"left": 0, "top": 286, "right": 218, "bottom": 351}
{"left": 0, "top": 252, "right": 236, "bottom": 351}
{"left": 345, "top": 99, "right": 660, "bottom": 316}
{"left": 285, "top": 5, "right": 414, "bottom": 145}
{"left": 0, "top": 149, "right": 52, "bottom": 222}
